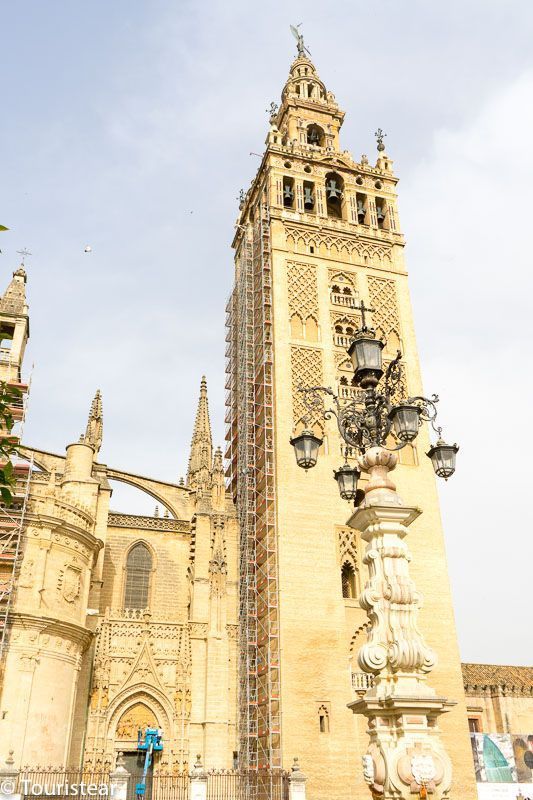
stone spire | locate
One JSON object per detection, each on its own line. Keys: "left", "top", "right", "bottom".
{"left": 0, "top": 266, "right": 28, "bottom": 315}
{"left": 187, "top": 376, "right": 213, "bottom": 490}
{"left": 83, "top": 389, "right": 103, "bottom": 456}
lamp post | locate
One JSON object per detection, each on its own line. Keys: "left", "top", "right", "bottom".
{"left": 290, "top": 308, "right": 457, "bottom": 800}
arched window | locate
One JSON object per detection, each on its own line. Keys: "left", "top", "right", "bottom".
{"left": 318, "top": 705, "right": 330, "bottom": 733}
{"left": 325, "top": 172, "right": 344, "bottom": 219}
{"left": 341, "top": 562, "right": 357, "bottom": 599}
{"left": 124, "top": 543, "right": 152, "bottom": 609}
{"left": 307, "top": 124, "right": 324, "bottom": 146}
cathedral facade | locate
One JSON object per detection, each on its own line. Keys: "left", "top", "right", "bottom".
{"left": 0, "top": 268, "right": 238, "bottom": 770}
{"left": 0, "top": 43, "right": 488, "bottom": 800}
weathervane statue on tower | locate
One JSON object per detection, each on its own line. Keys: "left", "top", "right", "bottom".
{"left": 290, "top": 23, "right": 311, "bottom": 57}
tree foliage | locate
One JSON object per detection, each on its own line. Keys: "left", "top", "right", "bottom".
{"left": 0, "top": 382, "right": 22, "bottom": 505}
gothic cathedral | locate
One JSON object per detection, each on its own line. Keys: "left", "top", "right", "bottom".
{"left": 0, "top": 42, "right": 477, "bottom": 800}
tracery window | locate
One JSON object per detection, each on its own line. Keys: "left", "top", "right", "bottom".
{"left": 341, "top": 561, "right": 357, "bottom": 599}
{"left": 124, "top": 542, "right": 152, "bottom": 609}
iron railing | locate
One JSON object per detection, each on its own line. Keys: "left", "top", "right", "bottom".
{"left": 12, "top": 768, "right": 290, "bottom": 800}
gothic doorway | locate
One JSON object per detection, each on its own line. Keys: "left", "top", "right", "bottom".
{"left": 122, "top": 751, "right": 154, "bottom": 800}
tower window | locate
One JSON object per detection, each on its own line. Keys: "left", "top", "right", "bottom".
{"left": 325, "top": 172, "right": 344, "bottom": 219}
{"left": 303, "top": 180, "right": 315, "bottom": 211}
{"left": 341, "top": 562, "right": 357, "bottom": 599}
{"left": 318, "top": 705, "right": 330, "bottom": 733}
{"left": 306, "top": 124, "right": 324, "bottom": 147}
{"left": 283, "top": 177, "right": 295, "bottom": 208}
{"left": 0, "top": 324, "right": 15, "bottom": 350}
{"left": 356, "top": 193, "right": 367, "bottom": 225}
{"left": 375, "top": 197, "right": 387, "bottom": 229}
{"left": 124, "top": 543, "right": 152, "bottom": 609}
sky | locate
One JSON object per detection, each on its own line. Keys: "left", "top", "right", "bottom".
{"left": 2, "top": 0, "right": 532, "bottom": 665}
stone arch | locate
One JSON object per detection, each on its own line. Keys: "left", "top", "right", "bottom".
{"left": 290, "top": 312, "right": 304, "bottom": 339}
{"left": 329, "top": 271, "right": 356, "bottom": 289}
{"left": 107, "top": 686, "right": 174, "bottom": 749}
{"left": 106, "top": 468, "right": 186, "bottom": 518}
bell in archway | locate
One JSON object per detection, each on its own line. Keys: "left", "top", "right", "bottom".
{"left": 283, "top": 184, "right": 294, "bottom": 203}
{"left": 304, "top": 186, "right": 314, "bottom": 209}
{"left": 326, "top": 179, "right": 342, "bottom": 203}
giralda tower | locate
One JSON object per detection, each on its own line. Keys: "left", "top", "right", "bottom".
{"left": 225, "top": 41, "right": 476, "bottom": 799}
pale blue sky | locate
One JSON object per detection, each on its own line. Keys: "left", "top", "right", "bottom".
{"left": 2, "top": 1, "right": 532, "bottom": 663}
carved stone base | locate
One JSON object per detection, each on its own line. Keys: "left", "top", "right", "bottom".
{"left": 349, "top": 693, "right": 454, "bottom": 799}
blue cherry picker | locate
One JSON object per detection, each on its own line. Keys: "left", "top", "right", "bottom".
{"left": 136, "top": 727, "right": 163, "bottom": 798}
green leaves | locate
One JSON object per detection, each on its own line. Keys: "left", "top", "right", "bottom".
{"left": 0, "top": 225, "right": 8, "bottom": 232}
{"left": 0, "top": 382, "right": 23, "bottom": 506}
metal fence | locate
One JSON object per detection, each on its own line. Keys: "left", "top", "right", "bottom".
{"left": 12, "top": 768, "right": 290, "bottom": 800}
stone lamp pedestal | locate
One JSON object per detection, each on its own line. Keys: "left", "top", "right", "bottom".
{"left": 347, "top": 447, "right": 454, "bottom": 799}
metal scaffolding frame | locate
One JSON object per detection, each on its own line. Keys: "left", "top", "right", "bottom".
{"left": 0, "top": 379, "right": 32, "bottom": 662}
{"left": 225, "top": 186, "right": 281, "bottom": 794}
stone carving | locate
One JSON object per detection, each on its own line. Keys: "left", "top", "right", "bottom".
{"left": 188, "top": 622, "right": 208, "bottom": 639}
{"left": 362, "top": 755, "right": 374, "bottom": 784}
{"left": 411, "top": 754, "right": 437, "bottom": 786}
{"left": 290, "top": 346, "right": 323, "bottom": 430}
{"left": 337, "top": 526, "right": 358, "bottom": 566}
{"left": 57, "top": 564, "right": 82, "bottom": 603}
{"left": 209, "top": 548, "right": 227, "bottom": 575}
{"left": 18, "top": 558, "right": 34, "bottom": 588}
{"left": 287, "top": 261, "right": 319, "bottom": 319}
{"left": 285, "top": 223, "right": 392, "bottom": 265}
{"left": 107, "top": 513, "right": 189, "bottom": 532}
{"left": 116, "top": 703, "right": 157, "bottom": 740}
{"left": 348, "top": 448, "right": 453, "bottom": 800}
{"left": 367, "top": 275, "right": 400, "bottom": 340}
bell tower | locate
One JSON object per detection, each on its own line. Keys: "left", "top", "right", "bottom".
{"left": 226, "top": 39, "right": 476, "bottom": 799}
{"left": 0, "top": 264, "right": 29, "bottom": 384}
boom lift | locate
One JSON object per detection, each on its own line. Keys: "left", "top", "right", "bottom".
{"left": 136, "top": 727, "right": 163, "bottom": 798}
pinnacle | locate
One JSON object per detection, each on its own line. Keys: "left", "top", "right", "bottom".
{"left": 187, "top": 375, "right": 213, "bottom": 489}
{"left": 84, "top": 388, "right": 103, "bottom": 456}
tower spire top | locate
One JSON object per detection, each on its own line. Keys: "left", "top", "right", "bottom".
{"left": 187, "top": 375, "right": 213, "bottom": 490}
{"left": 83, "top": 389, "right": 103, "bottom": 456}
{"left": 290, "top": 23, "right": 311, "bottom": 58}
{"left": 0, "top": 264, "right": 28, "bottom": 315}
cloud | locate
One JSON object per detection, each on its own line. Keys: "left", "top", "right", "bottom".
{"left": 401, "top": 70, "right": 533, "bottom": 664}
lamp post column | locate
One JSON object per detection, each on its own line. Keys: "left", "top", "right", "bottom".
{"left": 347, "top": 446, "right": 454, "bottom": 799}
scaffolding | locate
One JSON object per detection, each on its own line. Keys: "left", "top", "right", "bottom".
{"left": 225, "top": 188, "right": 280, "bottom": 794}
{"left": 0, "top": 378, "right": 32, "bottom": 663}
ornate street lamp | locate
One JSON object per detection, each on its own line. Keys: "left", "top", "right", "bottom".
{"left": 427, "top": 438, "right": 459, "bottom": 480}
{"left": 333, "top": 460, "right": 360, "bottom": 501}
{"left": 289, "top": 429, "right": 323, "bottom": 471}
{"left": 289, "top": 301, "right": 459, "bottom": 799}
{"left": 290, "top": 301, "right": 458, "bottom": 491}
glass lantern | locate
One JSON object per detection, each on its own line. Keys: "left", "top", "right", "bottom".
{"left": 426, "top": 440, "right": 459, "bottom": 480}
{"left": 347, "top": 334, "right": 385, "bottom": 387}
{"left": 290, "top": 430, "right": 323, "bottom": 470}
{"left": 389, "top": 403, "right": 421, "bottom": 442}
{"left": 334, "top": 463, "right": 360, "bottom": 501}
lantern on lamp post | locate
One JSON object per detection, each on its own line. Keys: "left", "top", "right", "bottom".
{"left": 289, "top": 300, "right": 458, "bottom": 493}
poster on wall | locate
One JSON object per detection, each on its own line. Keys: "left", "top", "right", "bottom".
{"left": 477, "top": 783, "right": 533, "bottom": 800}
{"left": 512, "top": 736, "right": 533, "bottom": 784}
{"left": 471, "top": 734, "right": 518, "bottom": 783}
